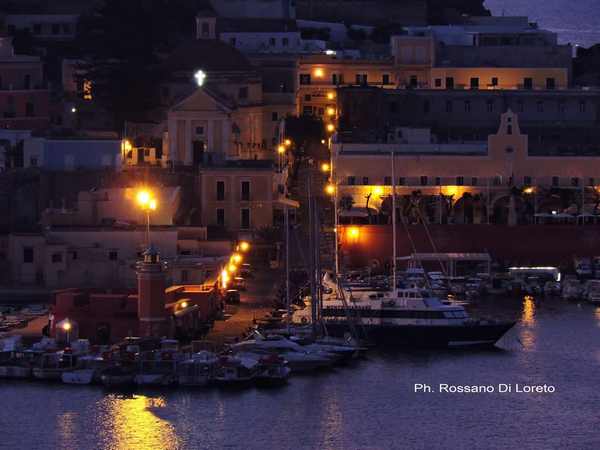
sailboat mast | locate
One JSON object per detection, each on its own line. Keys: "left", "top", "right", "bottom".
{"left": 285, "top": 204, "right": 290, "bottom": 331}
{"left": 391, "top": 151, "right": 397, "bottom": 291}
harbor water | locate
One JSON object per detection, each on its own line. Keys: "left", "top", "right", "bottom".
{"left": 1, "top": 296, "right": 599, "bottom": 450}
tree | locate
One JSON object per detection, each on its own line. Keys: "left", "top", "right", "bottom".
{"left": 75, "top": 0, "right": 206, "bottom": 128}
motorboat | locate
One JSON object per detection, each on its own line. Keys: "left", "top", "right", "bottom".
{"left": 213, "top": 354, "right": 259, "bottom": 386}
{"left": 100, "top": 365, "right": 136, "bottom": 388}
{"left": 135, "top": 350, "right": 179, "bottom": 387}
{"left": 584, "top": 279, "right": 600, "bottom": 305}
{"left": 562, "top": 278, "right": 583, "bottom": 301}
{"left": 62, "top": 355, "right": 108, "bottom": 385}
{"left": 177, "top": 351, "right": 219, "bottom": 387}
{"left": 291, "top": 273, "right": 516, "bottom": 348}
{"left": 32, "top": 351, "right": 78, "bottom": 381}
{"left": 254, "top": 354, "right": 290, "bottom": 385}
{"left": 230, "top": 334, "right": 335, "bottom": 372}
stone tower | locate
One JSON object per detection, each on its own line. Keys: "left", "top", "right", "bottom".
{"left": 137, "top": 246, "right": 167, "bottom": 337}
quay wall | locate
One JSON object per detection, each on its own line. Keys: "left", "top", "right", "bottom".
{"left": 339, "top": 225, "right": 600, "bottom": 268}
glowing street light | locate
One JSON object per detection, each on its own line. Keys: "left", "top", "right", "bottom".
{"left": 231, "top": 253, "right": 242, "bottom": 264}
{"left": 284, "top": 139, "right": 292, "bottom": 147}
{"left": 277, "top": 145, "right": 286, "bottom": 154}
{"left": 327, "top": 92, "right": 335, "bottom": 100}
{"left": 239, "top": 241, "right": 250, "bottom": 252}
{"left": 314, "top": 68, "right": 324, "bottom": 78}
{"left": 373, "top": 186, "right": 384, "bottom": 196}
{"left": 221, "top": 269, "right": 229, "bottom": 289}
{"left": 326, "top": 124, "right": 335, "bottom": 133}
{"left": 136, "top": 189, "right": 158, "bottom": 248}
{"left": 180, "top": 301, "right": 188, "bottom": 309}
{"left": 228, "top": 263, "right": 237, "bottom": 273}
{"left": 194, "top": 69, "right": 206, "bottom": 87}
{"left": 325, "top": 184, "right": 335, "bottom": 195}
{"left": 321, "top": 163, "right": 330, "bottom": 173}
{"left": 347, "top": 227, "right": 360, "bottom": 240}
{"left": 327, "top": 107, "right": 336, "bottom": 116}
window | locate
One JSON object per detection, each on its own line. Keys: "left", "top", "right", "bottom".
{"left": 507, "top": 125, "right": 513, "bottom": 135}
{"left": 317, "top": 107, "right": 324, "bottom": 116}
{"left": 271, "top": 111, "right": 279, "bottom": 122}
{"left": 282, "top": 38, "right": 289, "bottom": 46}
{"left": 348, "top": 176, "right": 356, "bottom": 185}
{"left": 445, "top": 100, "right": 453, "bottom": 113}
{"left": 269, "top": 37, "right": 276, "bottom": 46}
{"left": 493, "top": 176, "right": 502, "bottom": 186}
{"left": 33, "top": 24, "right": 42, "bottom": 34}
{"left": 241, "top": 181, "right": 250, "bottom": 201}
{"left": 456, "top": 176, "right": 464, "bottom": 186}
{"left": 486, "top": 100, "right": 494, "bottom": 113}
{"left": 24, "top": 74, "right": 31, "bottom": 90}
{"left": 423, "top": 100, "right": 430, "bottom": 114}
{"left": 304, "top": 94, "right": 311, "bottom": 102}
{"left": 362, "top": 177, "right": 369, "bottom": 185}
{"left": 63, "top": 24, "right": 71, "bottom": 34}
{"left": 302, "top": 106, "right": 313, "bottom": 115}
{"left": 229, "top": 37, "right": 236, "bottom": 46}
{"left": 201, "top": 23, "right": 209, "bottom": 36}
{"left": 195, "top": 126, "right": 204, "bottom": 135}
{"left": 181, "top": 270, "right": 189, "bottom": 283}
{"left": 571, "top": 177, "right": 579, "bottom": 187}
{"left": 389, "top": 102, "right": 398, "bottom": 113}
{"left": 30, "top": 157, "right": 38, "bottom": 167}
{"left": 589, "top": 178, "right": 595, "bottom": 186}
{"left": 524, "top": 176, "right": 532, "bottom": 185}
{"left": 546, "top": 78, "right": 556, "bottom": 90}
{"left": 409, "top": 75, "right": 418, "bottom": 88}
{"left": 470, "top": 77, "right": 479, "bottom": 89}
{"left": 216, "top": 208, "right": 225, "bottom": 226}
{"left": 356, "top": 74, "right": 367, "bottom": 85}
{"left": 52, "top": 24, "right": 60, "bottom": 34}
{"left": 71, "top": 251, "right": 78, "bottom": 260}
{"left": 238, "top": 87, "right": 248, "bottom": 99}
{"left": 491, "top": 77, "right": 498, "bottom": 87}
{"left": 552, "top": 176, "right": 559, "bottom": 187}
{"left": 332, "top": 73, "right": 344, "bottom": 85}
{"left": 536, "top": 101, "right": 544, "bottom": 113}
{"left": 108, "top": 251, "right": 118, "bottom": 261}
{"left": 241, "top": 208, "right": 250, "bottom": 230}
{"left": 299, "top": 74, "right": 311, "bottom": 85}
{"left": 420, "top": 176, "right": 428, "bottom": 186}
{"left": 580, "top": 101, "right": 586, "bottom": 113}
{"left": 517, "top": 100, "right": 524, "bottom": 113}
{"left": 23, "top": 247, "right": 34, "bottom": 263}
{"left": 558, "top": 101, "right": 566, "bottom": 113}
{"left": 523, "top": 78, "right": 533, "bottom": 90}
{"left": 435, "top": 78, "right": 442, "bottom": 88}
{"left": 384, "top": 176, "right": 391, "bottom": 185}
{"left": 52, "top": 253, "right": 62, "bottom": 263}
{"left": 445, "top": 77, "right": 454, "bottom": 89}
{"left": 435, "top": 177, "right": 441, "bottom": 186}
{"left": 382, "top": 74, "right": 390, "bottom": 85}
{"left": 216, "top": 181, "right": 225, "bottom": 201}
{"left": 398, "top": 177, "right": 406, "bottom": 186}
{"left": 464, "top": 101, "right": 471, "bottom": 113}
{"left": 25, "top": 102, "right": 34, "bottom": 117}
{"left": 471, "top": 177, "right": 478, "bottom": 186}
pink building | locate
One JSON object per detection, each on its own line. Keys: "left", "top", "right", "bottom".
{"left": 0, "top": 36, "right": 49, "bottom": 131}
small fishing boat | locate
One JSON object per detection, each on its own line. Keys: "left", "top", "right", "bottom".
{"left": 62, "top": 355, "right": 109, "bottom": 385}
{"left": 254, "top": 354, "right": 290, "bottom": 386}
{"left": 33, "top": 351, "right": 78, "bottom": 381}
{"left": 177, "top": 351, "right": 219, "bottom": 387}
{"left": 100, "top": 365, "right": 136, "bottom": 388}
{"left": 214, "top": 355, "right": 259, "bottom": 386}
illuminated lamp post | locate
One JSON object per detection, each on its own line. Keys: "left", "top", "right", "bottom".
{"left": 136, "top": 189, "right": 158, "bottom": 248}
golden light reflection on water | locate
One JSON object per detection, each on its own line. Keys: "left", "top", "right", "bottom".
{"left": 594, "top": 307, "right": 600, "bottom": 327}
{"left": 101, "top": 394, "right": 180, "bottom": 450}
{"left": 57, "top": 411, "right": 78, "bottom": 450}
{"left": 521, "top": 296, "right": 536, "bottom": 325}
{"left": 519, "top": 296, "right": 537, "bottom": 349}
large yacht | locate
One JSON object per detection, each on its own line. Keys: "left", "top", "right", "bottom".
{"left": 291, "top": 274, "right": 516, "bottom": 348}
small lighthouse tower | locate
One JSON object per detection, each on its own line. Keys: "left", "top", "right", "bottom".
{"left": 137, "top": 246, "right": 167, "bottom": 337}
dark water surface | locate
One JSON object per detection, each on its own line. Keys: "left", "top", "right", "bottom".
{"left": 1, "top": 296, "right": 599, "bottom": 449}
{"left": 485, "top": 0, "right": 600, "bottom": 47}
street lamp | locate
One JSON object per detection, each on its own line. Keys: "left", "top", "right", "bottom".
{"left": 136, "top": 189, "right": 158, "bottom": 248}
{"left": 62, "top": 320, "right": 72, "bottom": 344}
{"left": 326, "top": 124, "right": 335, "bottom": 133}
{"left": 239, "top": 241, "right": 250, "bottom": 252}
{"left": 284, "top": 139, "right": 292, "bottom": 147}
{"left": 321, "top": 163, "right": 330, "bottom": 173}
{"left": 325, "top": 184, "right": 335, "bottom": 195}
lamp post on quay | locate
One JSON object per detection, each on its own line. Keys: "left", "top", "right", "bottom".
{"left": 136, "top": 189, "right": 158, "bottom": 248}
